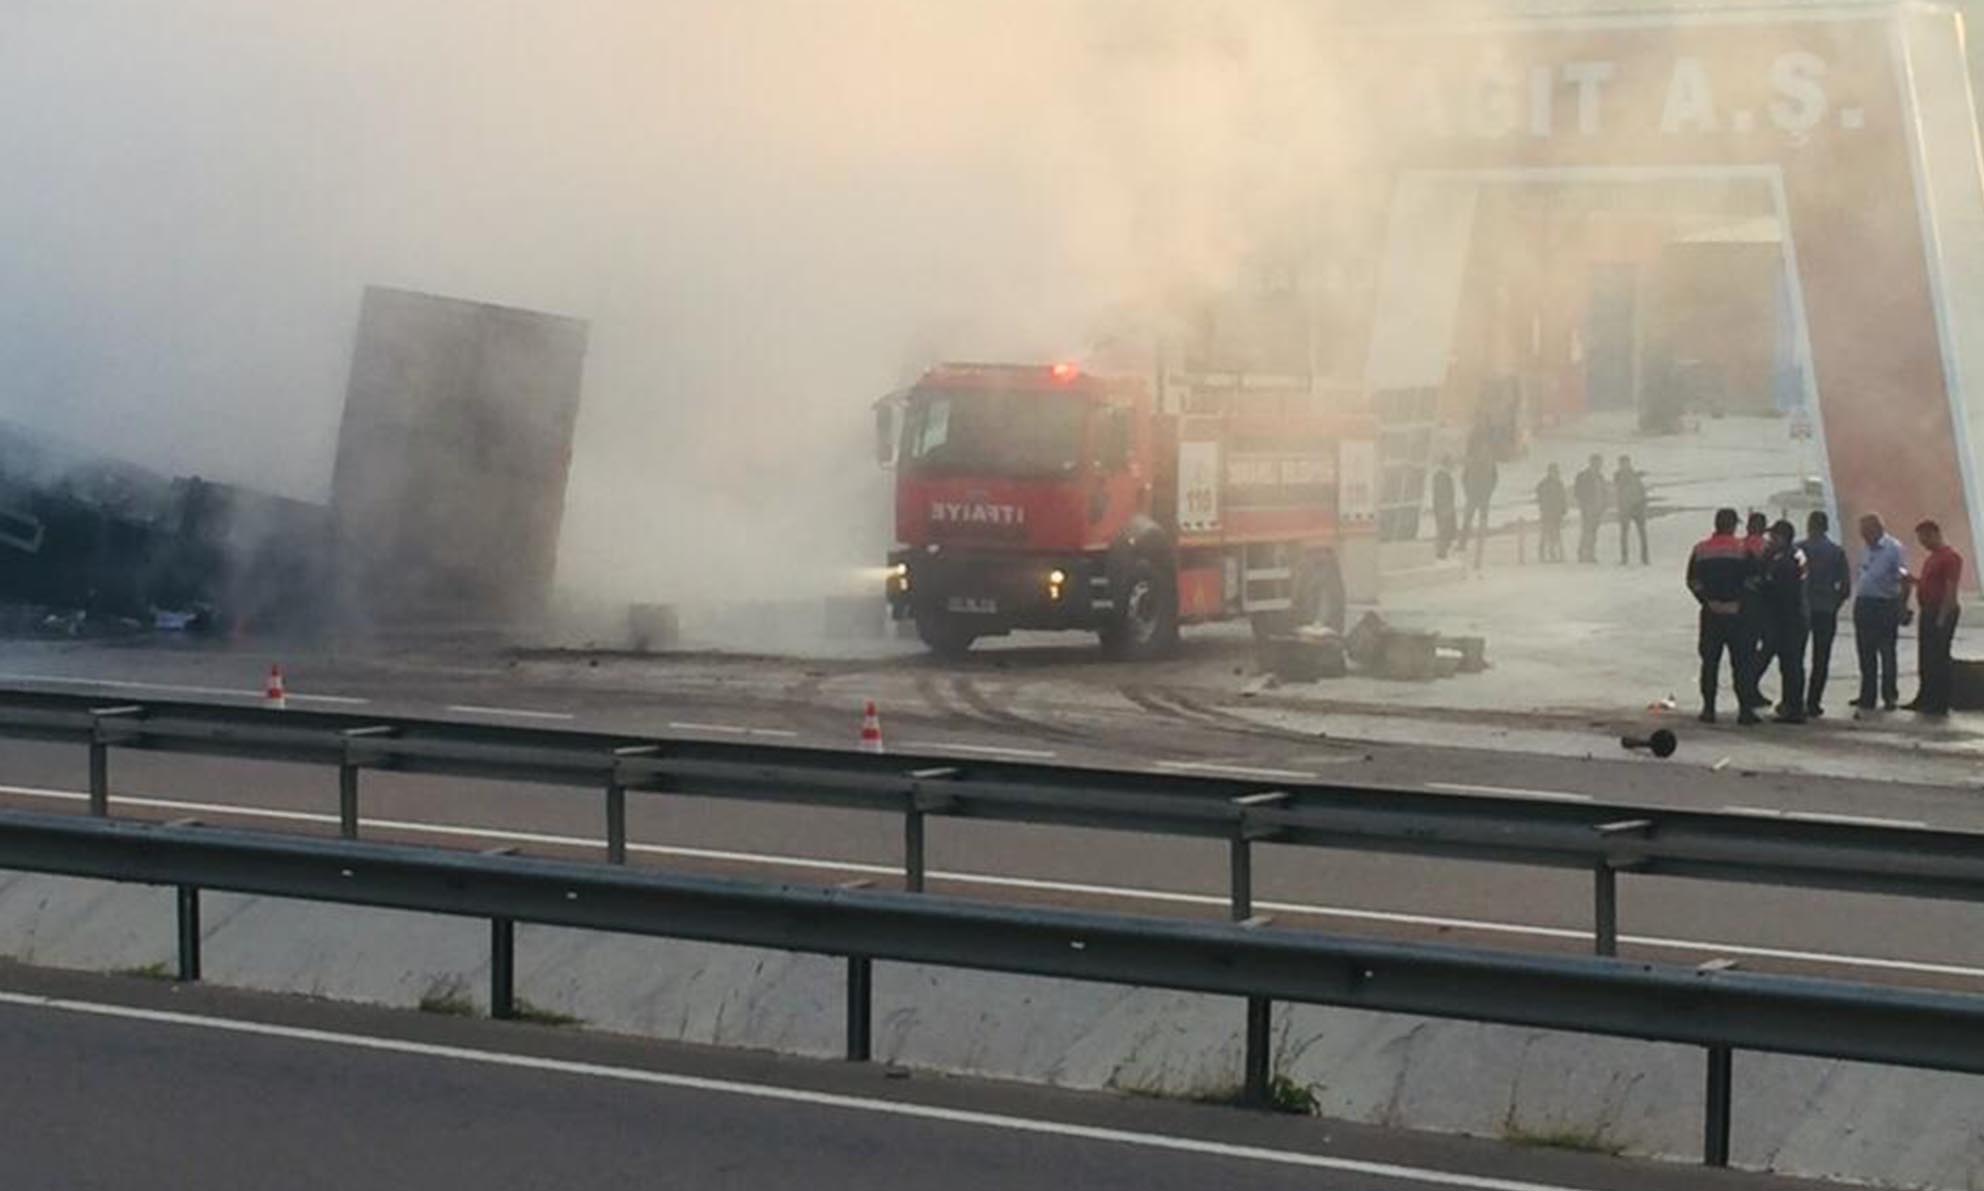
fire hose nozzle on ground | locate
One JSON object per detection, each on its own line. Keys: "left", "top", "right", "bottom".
{"left": 1620, "top": 729, "right": 1677, "bottom": 758}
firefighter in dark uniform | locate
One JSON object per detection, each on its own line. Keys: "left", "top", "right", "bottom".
{"left": 1738, "top": 510, "right": 1772, "bottom": 711}
{"left": 1760, "top": 519, "right": 1809, "bottom": 723}
{"left": 1687, "top": 508, "right": 1761, "bottom": 724}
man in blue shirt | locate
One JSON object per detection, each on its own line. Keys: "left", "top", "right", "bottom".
{"left": 1852, "top": 512, "right": 1909, "bottom": 712}
{"left": 1800, "top": 510, "right": 1850, "bottom": 717}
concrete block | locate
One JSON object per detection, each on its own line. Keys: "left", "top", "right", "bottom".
{"left": 1446, "top": 635, "right": 1489, "bottom": 673}
{"left": 1345, "top": 611, "right": 1390, "bottom": 670}
{"left": 1261, "top": 634, "right": 1348, "bottom": 681}
{"left": 1380, "top": 631, "right": 1440, "bottom": 681}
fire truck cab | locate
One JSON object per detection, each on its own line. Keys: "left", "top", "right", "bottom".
{"left": 884, "top": 362, "right": 1377, "bottom": 659}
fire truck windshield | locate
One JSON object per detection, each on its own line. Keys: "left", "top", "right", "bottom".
{"left": 900, "top": 390, "right": 1085, "bottom": 477}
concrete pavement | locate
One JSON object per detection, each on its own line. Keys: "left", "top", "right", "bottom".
{"left": 0, "top": 963, "right": 1843, "bottom": 1191}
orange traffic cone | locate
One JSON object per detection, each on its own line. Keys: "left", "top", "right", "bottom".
{"left": 264, "top": 664, "right": 288, "bottom": 710}
{"left": 858, "top": 700, "right": 884, "bottom": 754}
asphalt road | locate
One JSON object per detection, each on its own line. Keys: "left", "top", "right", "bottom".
{"left": 0, "top": 965, "right": 1836, "bottom": 1191}
{"left": 1, "top": 641, "right": 1981, "bottom": 991}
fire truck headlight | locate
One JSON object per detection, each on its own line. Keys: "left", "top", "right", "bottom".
{"left": 1047, "top": 569, "right": 1066, "bottom": 601}
{"left": 888, "top": 563, "right": 910, "bottom": 594}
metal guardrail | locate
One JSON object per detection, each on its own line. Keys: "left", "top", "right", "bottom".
{"left": 2, "top": 684, "right": 1982, "bottom": 968}
{"left": 0, "top": 809, "right": 1979, "bottom": 1168}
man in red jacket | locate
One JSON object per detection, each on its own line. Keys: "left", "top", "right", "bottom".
{"left": 1904, "top": 520, "right": 1964, "bottom": 717}
{"left": 1688, "top": 508, "right": 1762, "bottom": 724}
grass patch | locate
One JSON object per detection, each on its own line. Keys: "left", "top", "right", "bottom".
{"left": 119, "top": 961, "right": 174, "bottom": 982}
{"left": 510, "top": 999, "right": 581, "bottom": 1027}
{"left": 1191, "top": 1074, "right": 1321, "bottom": 1116}
{"left": 1503, "top": 1124, "right": 1626, "bottom": 1157}
{"left": 1264, "top": 1074, "right": 1321, "bottom": 1116}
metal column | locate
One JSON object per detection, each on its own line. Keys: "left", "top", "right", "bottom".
{"left": 1593, "top": 863, "right": 1618, "bottom": 957}
{"left": 902, "top": 770, "right": 956, "bottom": 895}
{"left": 1229, "top": 838, "right": 1253, "bottom": 921}
{"left": 903, "top": 811, "right": 925, "bottom": 893}
{"left": 175, "top": 885, "right": 201, "bottom": 982}
{"left": 88, "top": 742, "right": 109, "bottom": 818}
{"left": 1704, "top": 1045, "right": 1734, "bottom": 1166}
{"left": 606, "top": 745, "right": 658, "bottom": 865}
{"left": 86, "top": 705, "right": 142, "bottom": 818}
{"left": 1229, "top": 792, "right": 1286, "bottom": 1109}
{"left": 1591, "top": 818, "right": 1652, "bottom": 957}
{"left": 338, "top": 764, "right": 361, "bottom": 839}
{"left": 491, "top": 918, "right": 516, "bottom": 1020}
{"left": 1243, "top": 996, "right": 1273, "bottom": 1107}
{"left": 846, "top": 956, "right": 873, "bottom": 1062}
{"left": 605, "top": 782, "right": 627, "bottom": 865}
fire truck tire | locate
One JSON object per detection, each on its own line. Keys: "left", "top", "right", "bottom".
{"left": 915, "top": 612, "right": 978, "bottom": 659}
{"left": 1100, "top": 555, "right": 1178, "bottom": 660}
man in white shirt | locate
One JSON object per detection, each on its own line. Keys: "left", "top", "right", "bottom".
{"left": 1851, "top": 513, "right": 1909, "bottom": 712}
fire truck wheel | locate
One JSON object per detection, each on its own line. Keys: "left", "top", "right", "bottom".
{"left": 915, "top": 612, "right": 978, "bottom": 659}
{"left": 1100, "top": 556, "right": 1178, "bottom": 661}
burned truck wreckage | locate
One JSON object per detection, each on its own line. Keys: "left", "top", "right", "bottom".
{"left": 0, "top": 286, "right": 589, "bottom": 642}
{"left": 0, "top": 421, "right": 332, "bottom": 637}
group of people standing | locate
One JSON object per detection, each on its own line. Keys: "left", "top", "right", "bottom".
{"left": 1686, "top": 509, "right": 1965, "bottom": 724}
{"left": 1430, "top": 449, "right": 1650, "bottom": 566}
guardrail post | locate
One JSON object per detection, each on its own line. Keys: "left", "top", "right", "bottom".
{"left": 608, "top": 746, "right": 659, "bottom": 865}
{"left": 1244, "top": 996, "right": 1273, "bottom": 1106}
{"left": 338, "top": 763, "right": 361, "bottom": 839}
{"left": 1593, "top": 862, "right": 1618, "bottom": 957}
{"left": 605, "top": 782, "right": 628, "bottom": 865}
{"left": 846, "top": 956, "right": 873, "bottom": 1062}
{"left": 1232, "top": 839, "right": 1272, "bottom": 1106}
{"left": 904, "top": 810, "right": 926, "bottom": 893}
{"left": 337, "top": 727, "right": 395, "bottom": 840}
{"left": 903, "top": 769, "right": 956, "bottom": 895}
{"left": 1230, "top": 791, "right": 1287, "bottom": 1109}
{"left": 491, "top": 918, "right": 516, "bottom": 1020}
{"left": 1229, "top": 837, "right": 1253, "bottom": 921}
{"left": 88, "top": 741, "right": 109, "bottom": 817}
{"left": 175, "top": 885, "right": 201, "bottom": 982}
{"left": 1592, "top": 819, "right": 1653, "bottom": 957}
{"left": 85, "top": 704, "right": 142, "bottom": 818}
{"left": 1704, "top": 1045, "right": 1734, "bottom": 1166}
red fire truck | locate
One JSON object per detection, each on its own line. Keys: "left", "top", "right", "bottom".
{"left": 884, "top": 362, "right": 1378, "bottom": 658}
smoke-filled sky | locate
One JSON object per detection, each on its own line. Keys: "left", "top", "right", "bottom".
{"left": 1, "top": 0, "right": 1370, "bottom": 603}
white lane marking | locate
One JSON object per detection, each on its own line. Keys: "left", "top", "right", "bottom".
{"left": 901, "top": 742, "right": 1058, "bottom": 761}
{"left": 0, "top": 990, "right": 1598, "bottom": 1191}
{"left": 1, "top": 783, "right": 1980, "bottom": 983}
{"left": 1153, "top": 761, "right": 1318, "bottom": 782}
{"left": 0, "top": 672, "right": 369, "bottom": 706}
{"left": 1422, "top": 782, "right": 1593, "bottom": 804}
{"left": 446, "top": 705, "right": 576, "bottom": 722}
{"left": 669, "top": 722, "right": 799, "bottom": 739}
